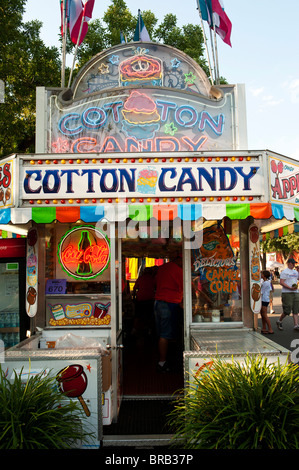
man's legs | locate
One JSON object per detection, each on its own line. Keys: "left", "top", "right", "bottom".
{"left": 158, "top": 337, "right": 168, "bottom": 363}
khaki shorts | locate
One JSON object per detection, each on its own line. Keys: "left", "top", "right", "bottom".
{"left": 281, "top": 292, "right": 299, "bottom": 315}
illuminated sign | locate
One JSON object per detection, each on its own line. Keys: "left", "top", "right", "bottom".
{"left": 48, "top": 43, "right": 241, "bottom": 154}
{"left": 57, "top": 226, "right": 110, "bottom": 279}
{"left": 50, "top": 89, "right": 229, "bottom": 154}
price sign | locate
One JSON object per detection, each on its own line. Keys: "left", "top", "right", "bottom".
{"left": 46, "top": 279, "right": 67, "bottom": 294}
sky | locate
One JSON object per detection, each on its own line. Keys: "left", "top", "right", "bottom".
{"left": 23, "top": 0, "right": 299, "bottom": 161}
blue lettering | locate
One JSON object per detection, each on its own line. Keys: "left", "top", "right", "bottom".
{"left": 100, "top": 169, "right": 118, "bottom": 192}
{"left": 119, "top": 169, "right": 136, "bottom": 192}
{"left": 43, "top": 170, "right": 61, "bottom": 194}
{"left": 177, "top": 168, "right": 199, "bottom": 191}
{"left": 197, "top": 167, "right": 217, "bottom": 191}
{"left": 235, "top": 167, "right": 256, "bottom": 190}
{"left": 60, "top": 169, "right": 80, "bottom": 193}
{"left": 24, "top": 170, "right": 42, "bottom": 194}
{"left": 59, "top": 113, "right": 82, "bottom": 136}
{"left": 219, "top": 167, "right": 237, "bottom": 190}
{"left": 81, "top": 169, "right": 100, "bottom": 193}
{"left": 159, "top": 168, "right": 177, "bottom": 191}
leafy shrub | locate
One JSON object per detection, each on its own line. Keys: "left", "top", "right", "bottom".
{"left": 169, "top": 355, "right": 299, "bottom": 449}
{"left": 0, "top": 366, "right": 95, "bottom": 449}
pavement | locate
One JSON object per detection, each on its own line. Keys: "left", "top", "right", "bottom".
{"left": 257, "top": 283, "right": 299, "bottom": 362}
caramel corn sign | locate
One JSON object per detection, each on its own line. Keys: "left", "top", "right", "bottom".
{"left": 57, "top": 226, "right": 110, "bottom": 280}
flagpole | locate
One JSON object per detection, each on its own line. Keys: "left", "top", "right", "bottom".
{"left": 196, "top": 0, "right": 214, "bottom": 85}
{"left": 138, "top": 9, "right": 141, "bottom": 39}
{"left": 209, "top": 28, "right": 217, "bottom": 84}
{"left": 213, "top": 27, "right": 220, "bottom": 84}
{"left": 61, "top": 0, "right": 67, "bottom": 88}
{"left": 67, "top": 13, "right": 85, "bottom": 88}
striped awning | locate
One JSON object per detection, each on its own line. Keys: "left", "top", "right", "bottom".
{"left": 0, "top": 202, "right": 298, "bottom": 224}
{"left": 261, "top": 222, "right": 299, "bottom": 241}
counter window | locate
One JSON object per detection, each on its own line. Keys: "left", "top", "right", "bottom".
{"left": 191, "top": 219, "right": 241, "bottom": 323}
{"left": 44, "top": 223, "right": 111, "bottom": 328}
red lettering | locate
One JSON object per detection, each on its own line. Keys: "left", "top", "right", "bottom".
{"left": 61, "top": 244, "right": 109, "bottom": 266}
{"left": 282, "top": 178, "right": 291, "bottom": 199}
{"left": 271, "top": 176, "right": 283, "bottom": 199}
{"left": 289, "top": 176, "right": 298, "bottom": 197}
{"left": 0, "top": 163, "right": 11, "bottom": 188}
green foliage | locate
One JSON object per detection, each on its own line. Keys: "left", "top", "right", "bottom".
{"left": 75, "top": 2, "right": 210, "bottom": 76}
{"left": 0, "top": 366, "right": 95, "bottom": 449}
{"left": 169, "top": 355, "right": 299, "bottom": 449}
{"left": 261, "top": 233, "right": 299, "bottom": 263}
{"left": 0, "top": 0, "right": 218, "bottom": 158}
{"left": 0, "top": 0, "right": 61, "bottom": 157}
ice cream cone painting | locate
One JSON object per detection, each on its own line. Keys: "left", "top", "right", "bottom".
{"left": 248, "top": 224, "right": 261, "bottom": 313}
{"left": 26, "top": 228, "right": 38, "bottom": 317}
{"left": 121, "top": 91, "right": 161, "bottom": 140}
{"left": 137, "top": 167, "right": 158, "bottom": 194}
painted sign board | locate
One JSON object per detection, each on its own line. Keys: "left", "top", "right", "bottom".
{"left": 269, "top": 154, "right": 299, "bottom": 206}
{"left": 4, "top": 356, "right": 102, "bottom": 448}
{"left": 0, "top": 155, "right": 16, "bottom": 209}
{"left": 26, "top": 227, "right": 38, "bottom": 317}
{"left": 248, "top": 223, "right": 261, "bottom": 314}
{"left": 20, "top": 153, "right": 264, "bottom": 204}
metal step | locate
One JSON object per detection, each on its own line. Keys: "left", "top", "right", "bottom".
{"left": 102, "top": 433, "right": 174, "bottom": 448}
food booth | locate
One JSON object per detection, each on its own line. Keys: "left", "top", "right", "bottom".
{"left": 1, "top": 41, "right": 293, "bottom": 447}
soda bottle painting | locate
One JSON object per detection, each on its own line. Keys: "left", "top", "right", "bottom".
{"left": 58, "top": 225, "right": 110, "bottom": 280}
{"left": 77, "top": 231, "right": 92, "bottom": 276}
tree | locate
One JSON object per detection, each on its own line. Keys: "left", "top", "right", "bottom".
{"left": 73, "top": 1, "right": 211, "bottom": 78}
{"left": 261, "top": 233, "right": 299, "bottom": 266}
{"left": 0, "top": 0, "right": 61, "bottom": 158}
{"left": 0, "top": 0, "right": 216, "bottom": 158}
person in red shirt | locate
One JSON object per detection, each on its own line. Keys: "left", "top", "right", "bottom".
{"left": 132, "top": 266, "right": 157, "bottom": 337}
{"left": 154, "top": 254, "right": 183, "bottom": 372}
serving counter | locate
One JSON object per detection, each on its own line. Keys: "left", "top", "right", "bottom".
{"left": 184, "top": 328, "right": 290, "bottom": 385}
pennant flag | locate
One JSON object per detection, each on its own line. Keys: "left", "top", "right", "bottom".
{"left": 69, "top": 0, "right": 95, "bottom": 46}
{"left": 134, "top": 12, "right": 151, "bottom": 42}
{"left": 60, "top": 0, "right": 69, "bottom": 36}
{"left": 211, "top": 0, "right": 232, "bottom": 46}
{"left": 197, "top": 0, "right": 212, "bottom": 24}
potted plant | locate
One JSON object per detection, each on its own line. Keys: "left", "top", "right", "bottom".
{"left": 169, "top": 355, "right": 299, "bottom": 449}
{"left": 0, "top": 366, "right": 95, "bottom": 449}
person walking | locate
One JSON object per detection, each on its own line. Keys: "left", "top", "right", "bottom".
{"left": 260, "top": 270, "right": 274, "bottom": 334}
{"left": 132, "top": 266, "right": 157, "bottom": 337}
{"left": 154, "top": 254, "right": 183, "bottom": 372}
{"left": 276, "top": 258, "right": 299, "bottom": 331}
{"left": 269, "top": 271, "right": 275, "bottom": 314}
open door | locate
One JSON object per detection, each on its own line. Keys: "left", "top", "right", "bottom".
{"left": 108, "top": 224, "right": 124, "bottom": 423}
{"left": 120, "top": 238, "right": 184, "bottom": 397}
{"left": 103, "top": 226, "right": 185, "bottom": 441}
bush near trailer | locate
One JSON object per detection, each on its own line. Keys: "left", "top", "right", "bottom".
{"left": 168, "top": 355, "right": 299, "bottom": 449}
{"left": 0, "top": 366, "right": 95, "bottom": 449}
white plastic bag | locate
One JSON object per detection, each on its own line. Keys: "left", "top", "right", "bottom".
{"left": 55, "top": 332, "right": 107, "bottom": 354}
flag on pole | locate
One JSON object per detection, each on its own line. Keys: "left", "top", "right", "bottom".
{"left": 60, "top": 0, "right": 68, "bottom": 36}
{"left": 69, "top": 0, "right": 95, "bottom": 46}
{"left": 133, "top": 12, "right": 151, "bottom": 42}
{"left": 211, "top": 0, "right": 232, "bottom": 46}
{"left": 197, "top": 0, "right": 212, "bottom": 24}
